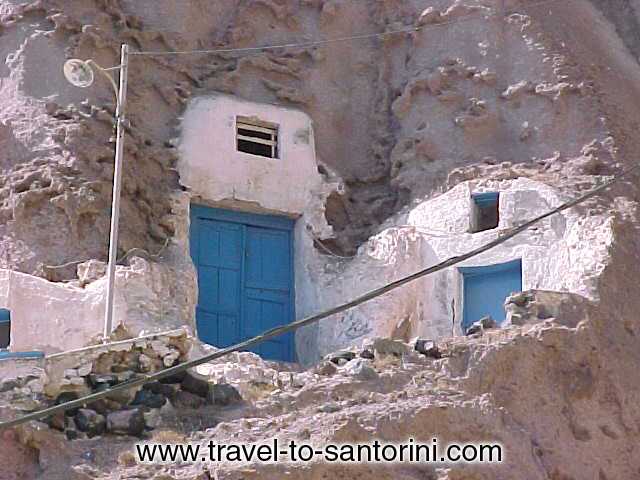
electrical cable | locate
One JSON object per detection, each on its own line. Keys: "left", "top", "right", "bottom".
{"left": 0, "top": 161, "right": 634, "bottom": 432}
{"left": 129, "top": 0, "right": 568, "bottom": 57}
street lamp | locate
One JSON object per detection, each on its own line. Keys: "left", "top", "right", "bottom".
{"left": 63, "top": 44, "right": 130, "bottom": 342}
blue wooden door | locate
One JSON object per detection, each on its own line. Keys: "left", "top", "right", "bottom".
{"left": 461, "top": 259, "right": 522, "bottom": 331}
{"left": 190, "top": 206, "right": 295, "bottom": 361}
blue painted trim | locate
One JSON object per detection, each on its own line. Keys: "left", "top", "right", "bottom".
{"left": 190, "top": 204, "right": 297, "bottom": 362}
{"left": 460, "top": 259, "right": 523, "bottom": 330}
{"left": 288, "top": 226, "right": 296, "bottom": 362}
{"left": 472, "top": 192, "right": 499, "bottom": 207}
{"left": 0, "top": 309, "right": 10, "bottom": 322}
{"left": 459, "top": 259, "right": 522, "bottom": 277}
{"left": 0, "top": 351, "right": 44, "bottom": 360}
{"left": 239, "top": 223, "right": 247, "bottom": 350}
{"left": 191, "top": 205, "right": 294, "bottom": 231}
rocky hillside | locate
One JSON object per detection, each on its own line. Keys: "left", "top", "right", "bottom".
{"left": 3, "top": 295, "right": 640, "bottom": 479}
{"left": 2, "top": 0, "right": 639, "bottom": 270}
{"left": 2, "top": 0, "right": 640, "bottom": 478}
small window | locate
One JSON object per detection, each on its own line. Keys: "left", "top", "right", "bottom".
{"left": 0, "top": 309, "right": 10, "bottom": 349}
{"left": 470, "top": 192, "right": 499, "bottom": 233}
{"left": 236, "top": 116, "right": 279, "bottom": 158}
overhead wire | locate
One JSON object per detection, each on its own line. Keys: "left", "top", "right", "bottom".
{"left": 0, "top": 162, "right": 636, "bottom": 431}
{"left": 0, "top": 0, "right": 601, "bottom": 430}
{"left": 129, "top": 0, "right": 568, "bottom": 57}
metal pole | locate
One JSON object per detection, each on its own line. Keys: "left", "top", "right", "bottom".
{"left": 103, "top": 43, "right": 129, "bottom": 341}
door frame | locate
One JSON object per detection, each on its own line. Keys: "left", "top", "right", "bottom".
{"left": 189, "top": 205, "right": 296, "bottom": 360}
{"left": 458, "top": 259, "right": 522, "bottom": 331}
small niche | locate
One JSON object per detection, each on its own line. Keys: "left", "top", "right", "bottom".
{"left": 470, "top": 192, "right": 499, "bottom": 233}
{"left": 0, "top": 309, "right": 10, "bottom": 349}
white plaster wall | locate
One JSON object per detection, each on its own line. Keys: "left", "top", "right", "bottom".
{"left": 174, "top": 94, "right": 613, "bottom": 366}
{"left": 298, "top": 177, "right": 614, "bottom": 363}
{"left": 0, "top": 269, "right": 104, "bottom": 353}
{"left": 177, "top": 94, "right": 339, "bottom": 365}
{"left": 0, "top": 253, "right": 194, "bottom": 355}
{"left": 178, "top": 94, "right": 331, "bottom": 219}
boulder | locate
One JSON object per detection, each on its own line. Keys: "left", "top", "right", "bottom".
{"left": 359, "top": 348, "right": 375, "bottom": 360}
{"left": 55, "top": 391, "right": 80, "bottom": 416}
{"left": 181, "top": 370, "right": 209, "bottom": 397}
{"left": 75, "top": 409, "right": 106, "bottom": 437}
{"left": 414, "top": 339, "right": 442, "bottom": 359}
{"left": 144, "top": 381, "right": 179, "bottom": 400}
{"left": 91, "top": 397, "right": 123, "bottom": 415}
{"left": 465, "top": 315, "right": 497, "bottom": 335}
{"left": 88, "top": 374, "right": 118, "bottom": 388}
{"left": 325, "top": 350, "right": 356, "bottom": 365}
{"left": 365, "top": 338, "right": 409, "bottom": 357}
{"left": 48, "top": 411, "right": 67, "bottom": 431}
{"left": 343, "top": 358, "right": 379, "bottom": 381}
{"left": 131, "top": 389, "right": 167, "bottom": 409}
{"left": 207, "top": 383, "right": 242, "bottom": 406}
{"left": 159, "top": 370, "right": 187, "bottom": 384}
{"left": 172, "top": 390, "right": 205, "bottom": 409}
{"left": 106, "top": 409, "right": 145, "bottom": 436}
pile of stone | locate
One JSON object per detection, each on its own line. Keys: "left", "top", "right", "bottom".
{"left": 0, "top": 373, "right": 46, "bottom": 413}
{"left": 1, "top": 329, "right": 244, "bottom": 440}
{"left": 47, "top": 369, "right": 243, "bottom": 439}
{"left": 321, "top": 336, "right": 444, "bottom": 371}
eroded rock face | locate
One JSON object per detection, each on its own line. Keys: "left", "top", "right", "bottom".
{"left": 0, "top": 0, "right": 635, "bottom": 267}
{"left": 2, "top": 0, "right": 640, "bottom": 478}
{"left": 3, "top": 316, "right": 638, "bottom": 479}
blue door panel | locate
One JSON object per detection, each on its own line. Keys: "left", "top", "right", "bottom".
{"left": 199, "top": 222, "right": 242, "bottom": 268}
{"left": 461, "top": 260, "right": 522, "bottom": 330}
{"left": 190, "top": 206, "right": 295, "bottom": 362}
{"left": 245, "top": 227, "right": 291, "bottom": 290}
{"left": 197, "top": 267, "right": 240, "bottom": 313}
{"left": 243, "top": 296, "right": 287, "bottom": 335}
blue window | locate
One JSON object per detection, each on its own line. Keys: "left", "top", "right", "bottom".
{"left": 460, "top": 259, "right": 522, "bottom": 331}
{"left": 190, "top": 206, "right": 295, "bottom": 362}
{"left": 470, "top": 192, "right": 499, "bottom": 232}
{"left": 0, "top": 309, "right": 9, "bottom": 349}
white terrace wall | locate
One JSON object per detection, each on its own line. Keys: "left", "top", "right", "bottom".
{"left": 0, "top": 257, "right": 194, "bottom": 355}
{"left": 297, "top": 177, "right": 614, "bottom": 363}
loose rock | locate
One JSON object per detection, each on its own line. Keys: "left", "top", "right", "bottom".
{"left": 131, "top": 389, "right": 167, "bottom": 409}
{"left": 207, "top": 383, "right": 242, "bottom": 406}
{"left": 75, "top": 409, "right": 106, "bottom": 437}
{"left": 414, "top": 339, "right": 442, "bottom": 358}
{"left": 106, "top": 409, "right": 145, "bottom": 436}
{"left": 172, "top": 390, "right": 206, "bottom": 409}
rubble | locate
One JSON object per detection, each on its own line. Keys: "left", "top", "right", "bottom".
{"left": 75, "top": 409, "right": 106, "bottom": 437}
{"left": 1, "top": 0, "right": 640, "bottom": 479}
{"left": 105, "top": 409, "right": 145, "bottom": 437}
{"left": 465, "top": 315, "right": 498, "bottom": 336}
{"left": 414, "top": 339, "right": 442, "bottom": 359}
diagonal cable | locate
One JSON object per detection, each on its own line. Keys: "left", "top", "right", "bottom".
{"left": 0, "top": 162, "right": 635, "bottom": 431}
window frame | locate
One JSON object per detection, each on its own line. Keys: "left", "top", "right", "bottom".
{"left": 0, "top": 308, "right": 10, "bottom": 350}
{"left": 236, "top": 116, "right": 279, "bottom": 159}
{"left": 470, "top": 192, "right": 500, "bottom": 233}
